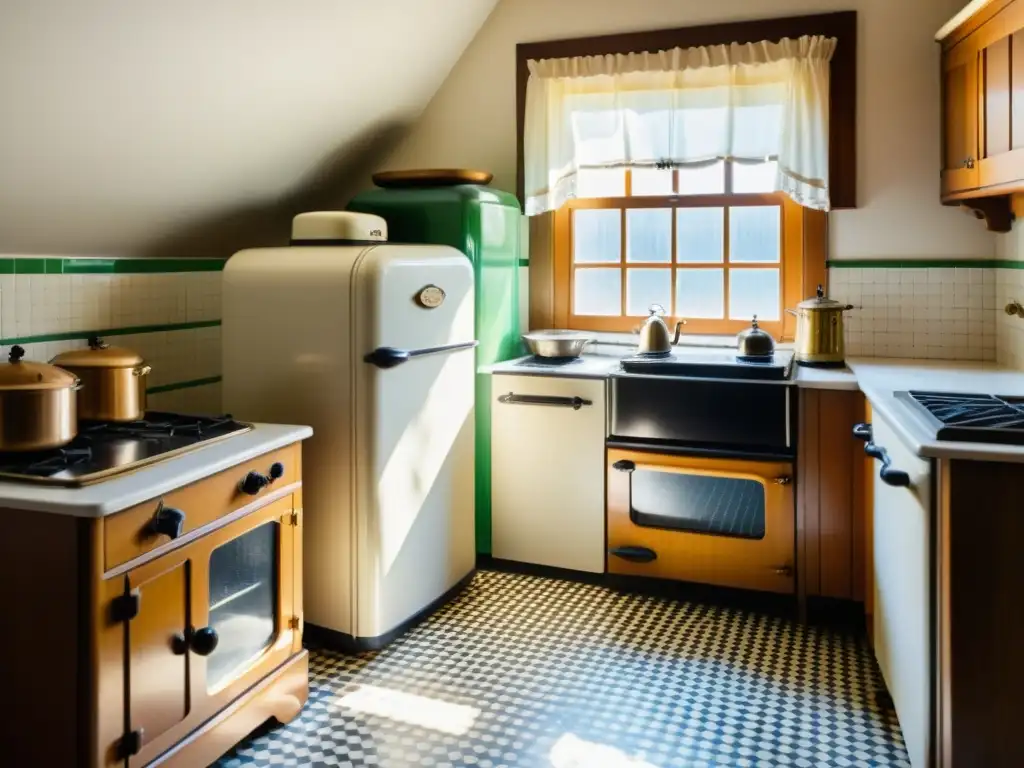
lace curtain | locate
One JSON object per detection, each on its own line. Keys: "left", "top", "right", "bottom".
{"left": 523, "top": 35, "right": 837, "bottom": 214}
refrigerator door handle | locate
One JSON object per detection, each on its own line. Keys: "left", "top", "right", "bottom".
{"left": 364, "top": 340, "right": 479, "bottom": 369}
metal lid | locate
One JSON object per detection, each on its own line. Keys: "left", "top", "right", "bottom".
{"left": 736, "top": 316, "right": 776, "bottom": 357}
{"left": 797, "top": 284, "right": 851, "bottom": 311}
{"left": 291, "top": 211, "right": 387, "bottom": 242}
{"left": 0, "top": 346, "right": 80, "bottom": 390}
{"left": 50, "top": 336, "right": 145, "bottom": 368}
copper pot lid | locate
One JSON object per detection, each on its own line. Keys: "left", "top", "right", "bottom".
{"left": 0, "top": 346, "right": 80, "bottom": 390}
{"left": 50, "top": 336, "right": 145, "bottom": 368}
{"left": 372, "top": 169, "right": 494, "bottom": 188}
{"left": 796, "top": 284, "right": 854, "bottom": 311}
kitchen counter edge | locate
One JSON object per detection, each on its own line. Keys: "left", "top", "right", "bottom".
{"left": 0, "top": 423, "right": 314, "bottom": 518}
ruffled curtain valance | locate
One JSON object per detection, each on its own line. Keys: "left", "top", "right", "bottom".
{"left": 523, "top": 35, "right": 837, "bottom": 214}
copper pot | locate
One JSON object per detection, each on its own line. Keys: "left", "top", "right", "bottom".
{"left": 786, "top": 286, "right": 854, "bottom": 367}
{"left": 50, "top": 337, "right": 151, "bottom": 422}
{"left": 0, "top": 345, "right": 81, "bottom": 450}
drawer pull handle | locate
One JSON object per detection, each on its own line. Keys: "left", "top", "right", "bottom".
{"left": 864, "top": 442, "right": 911, "bottom": 487}
{"left": 239, "top": 462, "right": 286, "bottom": 496}
{"left": 609, "top": 546, "right": 657, "bottom": 563}
{"left": 148, "top": 502, "right": 186, "bottom": 540}
{"left": 773, "top": 565, "right": 794, "bottom": 577}
{"left": 189, "top": 626, "right": 219, "bottom": 656}
{"left": 852, "top": 422, "right": 872, "bottom": 441}
{"left": 497, "top": 393, "right": 592, "bottom": 410}
{"left": 612, "top": 460, "right": 636, "bottom": 473}
{"left": 773, "top": 476, "right": 792, "bottom": 485}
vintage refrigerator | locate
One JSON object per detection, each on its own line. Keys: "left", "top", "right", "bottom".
{"left": 221, "top": 211, "right": 476, "bottom": 649}
{"left": 348, "top": 183, "right": 521, "bottom": 555}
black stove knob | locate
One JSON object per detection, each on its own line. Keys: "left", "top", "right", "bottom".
{"left": 268, "top": 462, "right": 285, "bottom": 481}
{"left": 149, "top": 504, "right": 185, "bottom": 539}
{"left": 239, "top": 470, "right": 268, "bottom": 496}
{"left": 190, "top": 626, "right": 219, "bottom": 656}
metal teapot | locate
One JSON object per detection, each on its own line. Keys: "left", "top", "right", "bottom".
{"left": 637, "top": 304, "right": 686, "bottom": 356}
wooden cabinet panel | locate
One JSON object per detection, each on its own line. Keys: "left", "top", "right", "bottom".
{"left": 105, "top": 443, "right": 300, "bottom": 571}
{"left": 1012, "top": 31, "right": 1024, "bottom": 148}
{"left": 127, "top": 562, "right": 191, "bottom": 767}
{"left": 985, "top": 36, "right": 1011, "bottom": 157}
{"left": 797, "top": 389, "right": 868, "bottom": 601}
{"left": 942, "top": 47, "right": 981, "bottom": 195}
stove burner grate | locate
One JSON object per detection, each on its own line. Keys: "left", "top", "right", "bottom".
{"left": 898, "top": 391, "right": 1024, "bottom": 444}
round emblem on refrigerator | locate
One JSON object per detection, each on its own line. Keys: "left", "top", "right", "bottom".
{"left": 416, "top": 285, "right": 446, "bottom": 308}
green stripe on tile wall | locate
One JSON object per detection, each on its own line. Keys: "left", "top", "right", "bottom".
{"left": 0, "top": 257, "right": 226, "bottom": 274}
{"left": 827, "top": 259, "right": 1024, "bottom": 269}
{"left": 0, "top": 319, "right": 221, "bottom": 346}
{"left": 146, "top": 376, "right": 222, "bottom": 395}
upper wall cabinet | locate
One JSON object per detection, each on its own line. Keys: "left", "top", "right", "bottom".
{"left": 938, "top": 0, "right": 1024, "bottom": 231}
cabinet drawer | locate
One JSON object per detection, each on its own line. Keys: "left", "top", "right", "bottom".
{"left": 104, "top": 443, "right": 301, "bottom": 571}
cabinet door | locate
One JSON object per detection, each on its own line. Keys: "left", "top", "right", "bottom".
{"left": 125, "top": 560, "right": 192, "bottom": 768}
{"left": 491, "top": 374, "right": 606, "bottom": 573}
{"left": 942, "top": 42, "right": 981, "bottom": 195}
{"left": 869, "top": 414, "right": 932, "bottom": 768}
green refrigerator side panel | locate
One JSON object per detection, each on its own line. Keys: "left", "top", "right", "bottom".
{"left": 348, "top": 185, "right": 522, "bottom": 555}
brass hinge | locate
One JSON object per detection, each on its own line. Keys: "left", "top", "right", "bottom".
{"left": 280, "top": 509, "right": 302, "bottom": 526}
{"left": 288, "top": 616, "right": 301, "bottom": 631}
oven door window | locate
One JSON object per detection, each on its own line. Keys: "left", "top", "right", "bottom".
{"left": 631, "top": 469, "right": 766, "bottom": 539}
{"left": 206, "top": 521, "right": 279, "bottom": 691}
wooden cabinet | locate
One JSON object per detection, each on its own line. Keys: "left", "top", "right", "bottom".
{"left": 796, "top": 388, "right": 868, "bottom": 602}
{"left": 938, "top": 0, "right": 1024, "bottom": 229}
{"left": 490, "top": 374, "right": 606, "bottom": 573}
{"left": 0, "top": 440, "right": 308, "bottom": 768}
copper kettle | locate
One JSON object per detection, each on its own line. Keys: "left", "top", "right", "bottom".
{"left": 637, "top": 304, "right": 686, "bottom": 355}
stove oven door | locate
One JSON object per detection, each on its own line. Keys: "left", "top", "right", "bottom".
{"left": 607, "top": 448, "right": 795, "bottom": 594}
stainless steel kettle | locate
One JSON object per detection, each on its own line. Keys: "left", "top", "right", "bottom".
{"left": 736, "top": 316, "right": 776, "bottom": 359}
{"left": 637, "top": 304, "right": 686, "bottom": 355}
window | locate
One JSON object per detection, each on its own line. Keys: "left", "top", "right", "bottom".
{"left": 551, "top": 162, "right": 814, "bottom": 339}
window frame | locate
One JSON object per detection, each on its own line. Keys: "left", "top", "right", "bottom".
{"left": 551, "top": 168, "right": 812, "bottom": 339}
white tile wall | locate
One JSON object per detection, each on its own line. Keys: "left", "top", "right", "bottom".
{"left": 0, "top": 264, "right": 223, "bottom": 413}
{"left": 828, "top": 266, "right": 997, "bottom": 361}
{"left": 995, "top": 268, "right": 1024, "bottom": 368}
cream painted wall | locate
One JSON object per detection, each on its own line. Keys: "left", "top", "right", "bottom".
{"left": 384, "top": 0, "right": 996, "bottom": 261}
{"left": 0, "top": 0, "right": 498, "bottom": 257}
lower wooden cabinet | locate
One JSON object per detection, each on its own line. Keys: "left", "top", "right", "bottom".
{"left": 797, "top": 388, "right": 869, "bottom": 601}
{"left": 1, "top": 441, "right": 308, "bottom": 768}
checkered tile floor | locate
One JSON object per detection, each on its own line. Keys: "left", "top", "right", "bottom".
{"left": 215, "top": 570, "right": 909, "bottom": 767}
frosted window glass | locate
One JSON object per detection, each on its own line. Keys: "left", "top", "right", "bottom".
{"left": 577, "top": 168, "right": 626, "bottom": 198}
{"left": 575, "top": 268, "right": 621, "bottom": 315}
{"left": 626, "top": 209, "right": 671, "bottom": 263}
{"left": 729, "top": 206, "right": 781, "bottom": 263}
{"left": 677, "top": 161, "right": 725, "bottom": 194}
{"left": 676, "top": 208, "right": 724, "bottom": 263}
{"left": 732, "top": 161, "right": 778, "bottom": 193}
{"left": 631, "top": 168, "right": 674, "bottom": 196}
{"left": 676, "top": 269, "right": 724, "bottom": 319}
{"left": 730, "top": 268, "right": 780, "bottom": 320}
{"left": 573, "top": 209, "right": 620, "bottom": 263}
{"left": 626, "top": 269, "right": 672, "bottom": 316}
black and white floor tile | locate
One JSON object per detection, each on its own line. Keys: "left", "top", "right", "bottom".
{"left": 216, "top": 570, "right": 909, "bottom": 768}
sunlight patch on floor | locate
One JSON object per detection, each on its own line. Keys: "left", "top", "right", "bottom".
{"left": 336, "top": 684, "right": 479, "bottom": 735}
{"left": 549, "top": 732, "right": 662, "bottom": 768}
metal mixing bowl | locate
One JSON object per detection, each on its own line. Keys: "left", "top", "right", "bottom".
{"left": 522, "top": 330, "right": 594, "bottom": 358}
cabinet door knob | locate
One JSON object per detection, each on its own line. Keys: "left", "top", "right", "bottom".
{"left": 148, "top": 503, "right": 186, "bottom": 539}
{"left": 773, "top": 565, "right": 794, "bottom": 577}
{"left": 773, "top": 476, "right": 792, "bottom": 485}
{"left": 190, "top": 626, "right": 219, "bottom": 656}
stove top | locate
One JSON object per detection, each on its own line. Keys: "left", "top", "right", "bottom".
{"left": 896, "top": 391, "right": 1024, "bottom": 445}
{"left": 513, "top": 355, "right": 585, "bottom": 369}
{"left": 618, "top": 349, "right": 794, "bottom": 382}
{"left": 0, "top": 412, "right": 252, "bottom": 486}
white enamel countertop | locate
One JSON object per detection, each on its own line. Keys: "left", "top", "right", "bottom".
{"left": 0, "top": 423, "right": 312, "bottom": 518}
{"left": 848, "top": 358, "right": 1024, "bottom": 462}
{"left": 485, "top": 345, "right": 1024, "bottom": 462}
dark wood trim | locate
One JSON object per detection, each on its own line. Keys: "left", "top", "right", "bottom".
{"left": 516, "top": 10, "right": 858, "bottom": 209}
{"left": 955, "top": 196, "right": 1014, "bottom": 231}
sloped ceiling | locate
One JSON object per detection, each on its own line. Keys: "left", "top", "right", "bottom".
{"left": 0, "top": 0, "right": 498, "bottom": 257}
